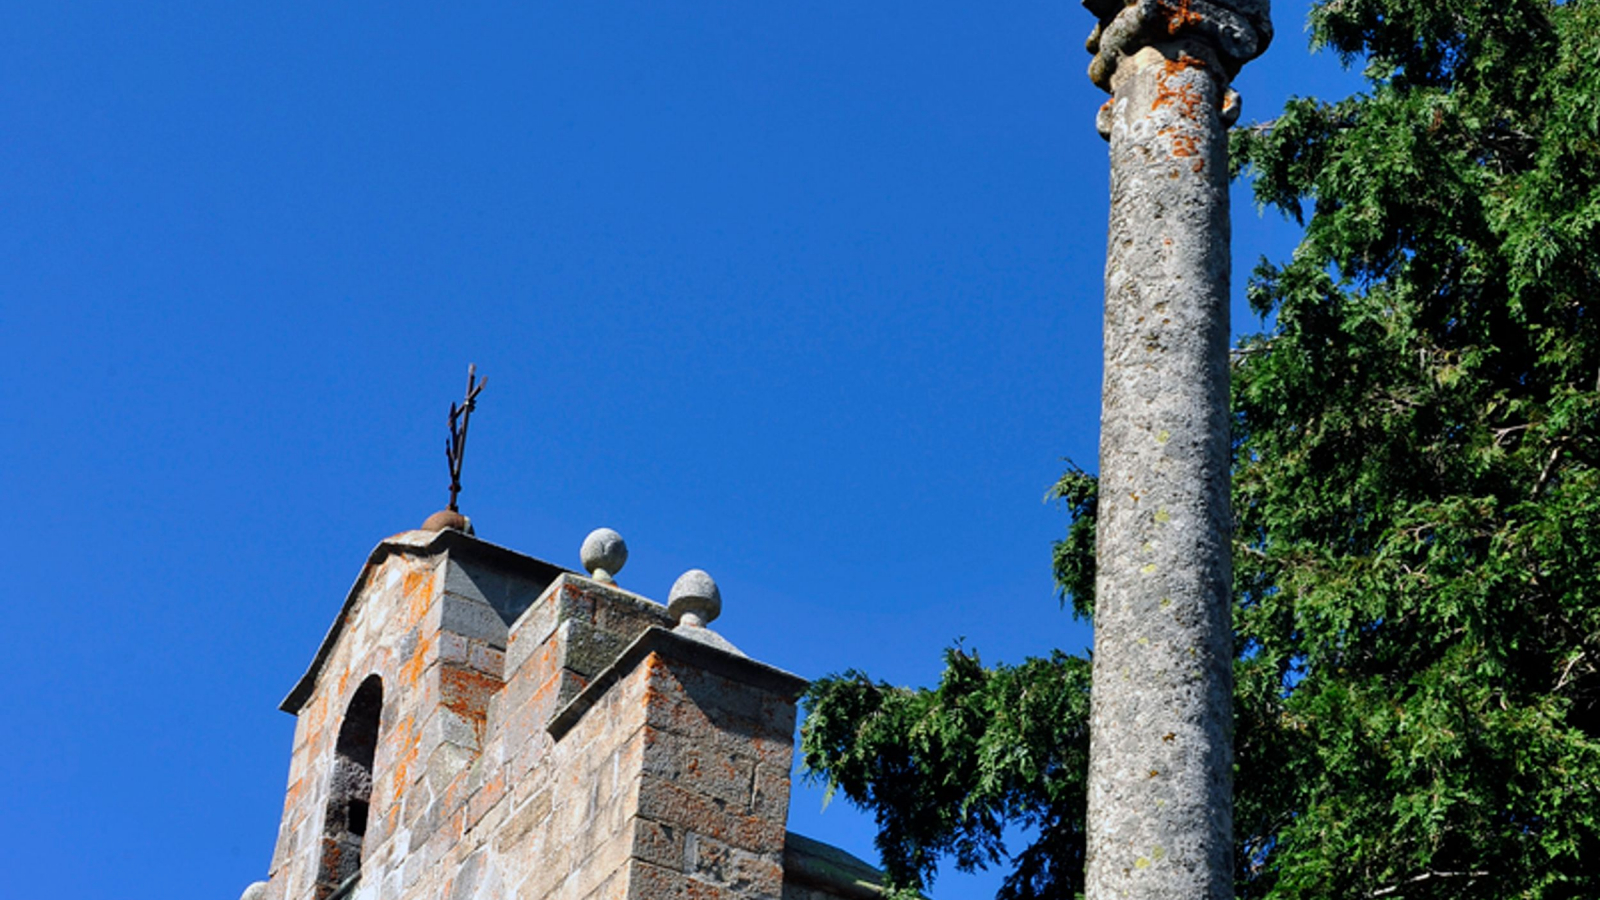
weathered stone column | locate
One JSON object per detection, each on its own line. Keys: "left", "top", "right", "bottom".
{"left": 1079, "top": 2, "right": 1269, "bottom": 899}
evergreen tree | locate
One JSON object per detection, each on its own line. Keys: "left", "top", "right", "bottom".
{"left": 800, "top": 2, "right": 1600, "bottom": 897}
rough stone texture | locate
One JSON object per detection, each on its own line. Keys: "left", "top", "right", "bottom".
{"left": 253, "top": 530, "right": 878, "bottom": 900}
{"left": 1081, "top": 3, "right": 1269, "bottom": 900}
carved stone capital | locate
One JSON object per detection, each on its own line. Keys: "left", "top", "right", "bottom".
{"left": 1084, "top": 0, "right": 1272, "bottom": 94}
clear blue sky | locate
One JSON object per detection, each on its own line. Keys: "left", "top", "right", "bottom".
{"left": 1, "top": 3, "right": 1359, "bottom": 898}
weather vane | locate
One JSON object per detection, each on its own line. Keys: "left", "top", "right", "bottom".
{"left": 445, "top": 364, "right": 486, "bottom": 513}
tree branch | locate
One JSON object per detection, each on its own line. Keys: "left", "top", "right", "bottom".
{"left": 1370, "top": 869, "right": 1489, "bottom": 897}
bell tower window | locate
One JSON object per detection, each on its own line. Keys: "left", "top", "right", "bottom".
{"left": 317, "top": 675, "right": 383, "bottom": 898}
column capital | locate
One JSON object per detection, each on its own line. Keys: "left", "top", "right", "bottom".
{"left": 1083, "top": 0, "right": 1272, "bottom": 93}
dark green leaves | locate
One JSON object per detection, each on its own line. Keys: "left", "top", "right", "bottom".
{"left": 1228, "top": 1, "right": 1600, "bottom": 894}
{"left": 1047, "top": 466, "right": 1098, "bottom": 618}
{"left": 800, "top": 651, "right": 1092, "bottom": 900}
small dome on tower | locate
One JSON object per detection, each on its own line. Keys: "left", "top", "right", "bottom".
{"left": 421, "top": 509, "right": 474, "bottom": 535}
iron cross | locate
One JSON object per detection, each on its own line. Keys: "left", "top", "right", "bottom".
{"left": 446, "top": 364, "right": 486, "bottom": 512}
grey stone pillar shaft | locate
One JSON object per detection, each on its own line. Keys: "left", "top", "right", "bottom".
{"left": 1079, "top": 3, "right": 1269, "bottom": 899}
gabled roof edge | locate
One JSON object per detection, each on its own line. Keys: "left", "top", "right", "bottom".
{"left": 278, "top": 528, "right": 574, "bottom": 714}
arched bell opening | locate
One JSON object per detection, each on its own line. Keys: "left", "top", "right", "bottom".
{"left": 316, "top": 675, "right": 383, "bottom": 898}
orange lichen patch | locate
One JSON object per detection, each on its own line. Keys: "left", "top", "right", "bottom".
{"left": 1160, "top": 0, "right": 1203, "bottom": 35}
{"left": 403, "top": 569, "right": 437, "bottom": 626}
{"left": 468, "top": 769, "right": 508, "bottom": 829}
{"left": 1170, "top": 131, "right": 1200, "bottom": 158}
{"left": 529, "top": 673, "right": 558, "bottom": 707}
{"left": 285, "top": 776, "right": 306, "bottom": 808}
{"left": 304, "top": 694, "right": 328, "bottom": 740}
{"left": 1151, "top": 56, "right": 1208, "bottom": 121}
{"left": 441, "top": 666, "right": 501, "bottom": 742}
{"left": 403, "top": 627, "right": 441, "bottom": 682}
{"left": 390, "top": 714, "right": 418, "bottom": 796}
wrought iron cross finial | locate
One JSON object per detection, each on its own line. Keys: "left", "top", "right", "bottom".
{"left": 445, "top": 364, "right": 486, "bottom": 512}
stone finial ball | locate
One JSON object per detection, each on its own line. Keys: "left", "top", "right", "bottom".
{"left": 580, "top": 527, "right": 628, "bottom": 582}
{"left": 240, "top": 883, "right": 269, "bottom": 900}
{"left": 421, "top": 509, "right": 474, "bottom": 535}
{"left": 668, "top": 569, "right": 721, "bottom": 627}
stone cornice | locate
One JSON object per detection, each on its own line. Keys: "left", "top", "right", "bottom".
{"left": 546, "top": 625, "right": 808, "bottom": 740}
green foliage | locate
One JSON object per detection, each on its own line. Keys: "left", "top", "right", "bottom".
{"left": 801, "top": 650, "right": 1092, "bottom": 900}
{"left": 1226, "top": 1, "right": 1600, "bottom": 894}
{"left": 803, "top": 2, "right": 1600, "bottom": 897}
{"left": 1046, "top": 466, "right": 1098, "bottom": 619}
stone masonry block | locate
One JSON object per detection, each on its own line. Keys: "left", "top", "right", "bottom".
{"left": 420, "top": 706, "right": 482, "bottom": 755}
{"left": 555, "top": 670, "right": 590, "bottom": 712}
{"left": 494, "top": 788, "right": 552, "bottom": 856}
{"left": 440, "top": 593, "right": 510, "bottom": 648}
{"left": 469, "top": 642, "right": 504, "bottom": 678}
{"left": 443, "top": 558, "right": 492, "bottom": 606}
{"left": 661, "top": 663, "right": 798, "bottom": 739}
{"left": 555, "top": 580, "right": 598, "bottom": 627}
{"left": 640, "top": 725, "right": 758, "bottom": 814}
{"left": 634, "top": 774, "right": 787, "bottom": 856}
{"left": 631, "top": 816, "right": 688, "bottom": 870}
{"left": 440, "top": 632, "right": 471, "bottom": 667}
{"left": 589, "top": 586, "right": 672, "bottom": 637}
{"left": 439, "top": 665, "right": 499, "bottom": 735}
{"left": 560, "top": 619, "right": 629, "bottom": 679}
{"left": 686, "top": 832, "right": 785, "bottom": 898}
{"left": 580, "top": 866, "right": 628, "bottom": 900}
{"left": 749, "top": 764, "right": 792, "bottom": 824}
{"left": 627, "top": 861, "right": 742, "bottom": 900}
{"left": 452, "top": 560, "right": 556, "bottom": 630}
{"left": 570, "top": 827, "right": 636, "bottom": 900}
{"left": 506, "top": 598, "right": 556, "bottom": 677}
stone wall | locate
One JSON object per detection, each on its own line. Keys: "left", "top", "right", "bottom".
{"left": 254, "top": 528, "right": 883, "bottom": 900}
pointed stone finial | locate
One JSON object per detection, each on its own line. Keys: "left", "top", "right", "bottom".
{"left": 667, "top": 569, "right": 721, "bottom": 628}
{"left": 580, "top": 527, "right": 628, "bottom": 584}
{"left": 667, "top": 569, "right": 743, "bottom": 655}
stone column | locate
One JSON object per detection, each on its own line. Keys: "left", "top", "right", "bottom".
{"left": 1079, "top": 2, "right": 1269, "bottom": 899}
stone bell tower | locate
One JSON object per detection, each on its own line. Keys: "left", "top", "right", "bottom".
{"left": 240, "top": 518, "right": 888, "bottom": 900}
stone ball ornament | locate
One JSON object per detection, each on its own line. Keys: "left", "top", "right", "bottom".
{"left": 580, "top": 527, "right": 629, "bottom": 584}
{"left": 421, "top": 508, "right": 474, "bottom": 535}
{"left": 667, "top": 569, "right": 721, "bottom": 628}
